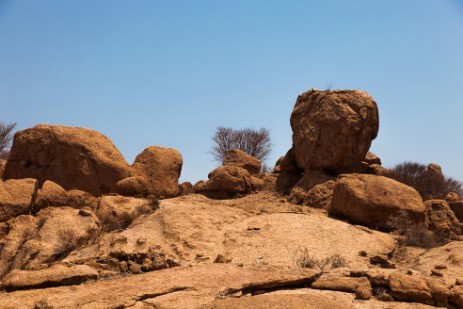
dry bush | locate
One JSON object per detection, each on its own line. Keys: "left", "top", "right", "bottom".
{"left": 34, "top": 300, "right": 54, "bottom": 309}
{"left": 388, "top": 210, "right": 440, "bottom": 248}
{"left": 387, "top": 161, "right": 463, "bottom": 200}
{"left": 0, "top": 121, "right": 16, "bottom": 160}
{"left": 210, "top": 126, "right": 272, "bottom": 163}
{"left": 295, "top": 248, "right": 347, "bottom": 270}
{"left": 55, "top": 228, "right": 78, "bottom": 259}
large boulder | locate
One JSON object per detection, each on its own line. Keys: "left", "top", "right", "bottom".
{"left": 194, "top": 166, "right": 264, "bottom": 198}
{"left": 3, "top": 125, "right": 131, "bottom": 195}
{"left": 0, "top": 178, "right": 37, "bottom": 222}
{"left": 132, "top": 146, "right": 182, "bottom": 198}
{"left": 329, "top": 174, "right": 426, "bottom": 230}
{"left": 223, "top": 150, "right": 261, "bottom": 176}
{"left": 290, "top": 89, "right": 379, "bottom": 173}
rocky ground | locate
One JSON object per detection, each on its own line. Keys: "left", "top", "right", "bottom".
{"left": 0, "top": 192, "right": 462, "bottom": 308}
{"left": 1, "top": 89, "right": 462, "bottom": 308}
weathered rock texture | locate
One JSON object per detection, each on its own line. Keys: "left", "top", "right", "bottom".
{"left": 132, "top": 146, "right": 183, "bottom": 198}
{"left": 2, "top": 264, "right": 98, "bottom": 291}
{"left": 0, "top": 178, "right": 37, "bottom": 222}
{"left": 3, "top": 125, "right": 131, "bottom": 195}
{"left": 290, "top": 89, "right": 379, "bottom": 173}
{"left": 223, "top": 149, "right": 261, "bottom": 175}
{"left": 0, "top": 207, "right": 100, "bottom": 278}
{"left": 330, "top": 174, "right": 426, "bottom": 230}
{"left": 425, "top": 199, "right": 462, "bottom": 242}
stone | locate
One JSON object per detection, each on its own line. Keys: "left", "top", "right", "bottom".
{"left": 96, "top": 195, "right": 157, "bottom": 231}
{"left": 3, "top": 124, "right": 131, "bottom": 195}
{"left": 223, "top": 149, "right": 261, "bottom": 175}
{"left": 116, "top": 176, "right": 149, "bottom": 197}
{"left": 179, "top": 181, "right": 194, "bottom": 195}
{"left": 194, "top": 166, "right": 264, "bottom": 198}
{"left": 0, "top": 207, "right": 100, "bottom": 278}
{"left": 35, "top": 181, "right": 99, "bottom": 210}
{"left": 2, "top": 264, "right": 98, "bottom": 291}
{"left": 425, "top": 199, "right": 461, "bottom": 242}
{"left": 276, "top": 148, "right": 303, "bottom": 174}
{"left": 132, "top": 146, "right": 183, "bottom": 198}
{"left": 311, "top": 275, "right": 372, "bottom": 300}
{"left": 304, "top": 181, "right": 335, "bottom": 209}
{"left": 0, "top": 178, "right": 37, "bottom": 222}
{"left": 368, "top": 164, "right": 389, "bottom": 176}
{"left": 450, "top": 285, "right": 463, "bottom": 308}
{"left": 364, "top": 152, "right": 381, "bottom": 165}
{"left": 330, "top": 174, "right": 426, "bottom": 230}
{"left": 388, "top": 273, "right": 433, "bottom": 304}
{"left": 449, "top": 200, "right": 463, "bottom": 223}
{"left": 290, "top": 89, "right": 379, "bottom": 173}
{"left": 446, "top": 192, "right": 460, "bottom": 202}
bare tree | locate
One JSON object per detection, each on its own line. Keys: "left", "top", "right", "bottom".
{"left": 210, "top": 127, "right": 272, "bottom": 163}
{"left": 0, "top": 121, "right": 16, "bottom": 160}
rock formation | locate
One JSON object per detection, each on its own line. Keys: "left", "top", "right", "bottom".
{"left": 290, "top": 89, "right": 379, "bottom": 173}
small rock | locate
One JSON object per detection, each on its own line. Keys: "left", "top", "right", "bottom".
{"left": 128, "top": 261, "right": 142, "bottom": 274}
{"left": 456, "top": 278, "right": 463, "bottom": 286}
{"left": 119, "top": 261, "right": 128, "bottom": 272}
{"left": 434, "top": 264, "right": 447, "bottom": 270}
{"left": 431, "top": 269, "right": 444, "bottom": 277}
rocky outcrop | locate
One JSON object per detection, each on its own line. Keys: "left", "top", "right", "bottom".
{"left": 425, "top": 199, "right": 462, "bottom": 242}
{"left": 116, "top": 176, "right": 149, "bottom": 197}
{"left": 330, "top": 174, "right": 426, "bottom": 230}
{"left": 290, "top": 89, "right": 379, "bottom": 174}
{"left": 450, "top": 200, "right": 463, "bottom": 223}
{"left": 96, "top": 195, "right": 158, "bottom": 231}
{"left": 311, "top": 275, "right": 372, "bottom": 300}
{"left": 223, "top": 149, "right": 261, "bottom": 175}
{"left": 132, "top": 146, "right": 183, "bottom": 198}
{"left": 35, "top": 180, "right": 99, "bottom": 210}
{"left": 2, "top": 264, "right": 98, "bottom": 291}
{"left": 0, "top": 178, "right": 37, "bottom": 222}
{"left": 194, "top": 166, "right": 264, "bottom": 198}
{"left": 0, "top": 207, "right": 100, "bottom": 278}
{"left": 3, "top": 125, "right": 131, "bottom": 195}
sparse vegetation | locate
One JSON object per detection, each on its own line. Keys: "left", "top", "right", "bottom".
{"left": 388, "top": 210, "right": 440, "bottom": 248}
{"left": 209, "top": 126, "right": 272, "bottom": 163}
{"left": 0, "top": 121, "right": 16, "bottom": 160}
{"left": 56, "top": 228, "right": 78, "bottom": 259}
{"left": 34, "top": 300, "right": 54, "bottom": 309}
{"left": 294, "top": 247, "right": 347, "bottom": 270}
{"left": 388, "top": 161, "right": 463, "bottom": 200}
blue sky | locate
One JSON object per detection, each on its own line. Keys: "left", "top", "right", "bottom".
{"left": 1, "top": 0, "right": 462, "bottom": 183}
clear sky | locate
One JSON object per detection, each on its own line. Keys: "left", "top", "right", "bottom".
{"left": 1, "top": 0, "right": 462, "bottom": 183}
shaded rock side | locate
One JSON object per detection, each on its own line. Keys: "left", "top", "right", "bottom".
{"left": 290, "top": 89, "right": 379, "bottom": 173}
{"left": 223, "top": 149, "right": 261, "bottom": 175}
{"left": 3, "top": 124, "right": 131, "bottom": 195}
{"left": 132, "top": 146, "right": 183, "bottom": 198}
{"left": 330, "top": 174, "right": 426, "bottom": 230}
{"left": 0, "top": 178, "right": 37, "bottom": 222}
{"left": 425, "top": 199, "right": 462, "bottom": 242}
{"left": 2, "top": 264, "right": 98, "bottom": 291}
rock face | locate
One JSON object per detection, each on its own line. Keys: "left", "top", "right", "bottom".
{"left": 290, "top": 89, "right": 379, "bottom": 174}
{"left": 132, "top": 146, "right": 183, "bottom": 198}
{"left": 0, "top": 178, "right": 37, "bottom": 222}
{"left": 3, "top": 125, "right": 131, "bottom": 195}
{"left": 2, "top": 264, "right": 98, "bottom": 291}
{"left": 330, "top": 174, "right": 426, "bottom": 230}
{"left": 0, "top": 159, "right": 6, "bottom": 178}
{"left": 223, "top": 149, "right": 261, "bottom": 175}
{"left": 194, "top": 166, "right": 264, "bottom": 198}
{"left": 0, "top": 207, "right": 100, "bottom": 278}
{"left": 425, "top": 199, "right": 462, "bottom": 242}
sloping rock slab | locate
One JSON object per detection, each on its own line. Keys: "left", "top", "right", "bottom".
{"left": 0, "top": 264, "right": 320, "bottom": 308}
{"left": 0, "top": 178, "right": 37, "bottom": 222}
{"left": 2, "top": 264, "right": 98, "bottom": 291}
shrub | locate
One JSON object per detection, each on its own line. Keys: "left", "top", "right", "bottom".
{"left": 34, "top": 300, "right": 54, "bottom": 309}
{"left": 295, "top": 248, "right": 347, "bottom": 270}
{"left": 388, "top": 161, "right": 463, "bottom": 200}
{"left": 209, "top": 127, "right": 272, "bottom": 163}
{"left": 0, "top": 121, "right": 16, "bottom": 160}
